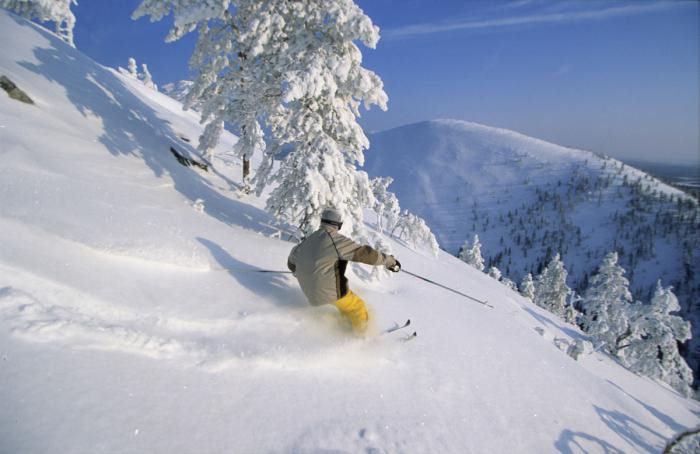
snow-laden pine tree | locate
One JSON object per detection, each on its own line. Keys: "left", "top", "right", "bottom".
{"left": 533, "top": 254, "right": 571, "bottom": 319}
{"left": 488, "top": 266, "right": 502, "bottom": 281}
{"left": 140, "top": 64, "right": 157, "bottom": 91}
{"left": 179, "top": 7, "right": 269, "bottom": 189}
{"left": 391, "top": 210, "right": 439, "bottom": 257}
{"left": 133, "top": 0, "right": 388, "bottom": 236}
{"left": 360, "top": 233, "right": 393, "bottom": 282}
{"left": 370, "top": 176, "right": 400, "bottom": 234}
{"left": 458, "top": 234, "right": 485, "bottom": 271}
{"left": 128, "top": 58, "right": 138, "bottom": 78}
{"left": 119, "top": 58, "right": 158, "bottom": 91}
{"left": 580, "top": 252, "right": 633, "bottom": 355}
{"left": 520, "top": 273, "right": 535, "bottom": 301}
{"left": 564, "top": 292, "right": 579, "bottom": 325}
{"left": 623, "top": 281, "right": 694, "bottom": 397}
{"left": 1, "top": 0, "right": 76, "bottom": 46}
{"left": 501, "top": 277, "right": 518, "bottom": 292}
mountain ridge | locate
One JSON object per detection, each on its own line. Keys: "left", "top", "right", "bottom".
{"left": 366, "top": 117, "right": 700, "bottom": 375}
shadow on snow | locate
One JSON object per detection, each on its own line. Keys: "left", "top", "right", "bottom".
{"left": 197, "top": 237, "right": 306, "bottom": 310}
{"left": 14, "top": 14, "right": 279, "bottom": 238}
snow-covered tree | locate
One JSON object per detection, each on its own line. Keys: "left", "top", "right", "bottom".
{"left": 623, "top": 281, "right": 693, "bottom": 397}
{"left": 520, "top": 273, "right": 535, "bottom": 301}
{"left": 458, "top": 234, "right": 485, "bottom": 271}
{"left": 140, "top": 63, "right": 157, "bottom": 91}
{"left": 354, "top": 233, "right": 393, "bottom": 283}
{"left": 1, "top": 0, "right": 76, "bottom": 46}
{"left": 391, "top": 210, "right": 439, "bottom": 257}
{"left": 128, "top": 57, "right": 138, "bottom": 78}
{"left": 533, "top": 254, "right": 571, "bottom": 318}
{"left": 564, "top": 292, "right": 579, "bottom": 325}
{"left": 501, "top": 277, "right": 518, "bottom": 292}
{"left": 370, "top": 176, "right": 400, "bottom": 234}
{"left": 133, "top": 0, "right": 388, "bottom": 236}
{"left": 119, "top": 58, "right": 158, "bottom": 91}
{"left": 366, "top": 178, "right": 438, "bottom": 256}
{"left": 580, "top": 252, "right": 633, "bottom": 355}
{"left": 488, "top": 266, "right": 502, "bottom": 281}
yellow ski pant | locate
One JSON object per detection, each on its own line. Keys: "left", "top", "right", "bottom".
{"left": 333, "top": 290, "right": 368, "bottom": 333}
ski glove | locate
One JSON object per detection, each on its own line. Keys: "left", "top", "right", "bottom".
{"left": 385, "top": 256, "right": 401, "bottom": 273}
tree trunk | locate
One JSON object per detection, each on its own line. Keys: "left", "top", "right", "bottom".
{"left": 242, "top": 155, "right": 251, "bottom": 193}
{"left": 243, "top": 155, "right": 250, "bottom": 182}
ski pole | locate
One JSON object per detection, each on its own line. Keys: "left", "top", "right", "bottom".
{"left": 206, "top": 266, "right": 292, "bottom": 273}
{"left": 252, "top": 270, "right": 293, "bottom": 274}
{"left": 401, "top": 269, "right": 494, "bottom": 309}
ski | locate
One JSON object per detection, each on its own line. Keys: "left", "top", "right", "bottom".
{"left": 401, "top": 331, "right": 418, "bottom": 342}
{"left": 383, "top": 319, "right": 411, "bottom": 334}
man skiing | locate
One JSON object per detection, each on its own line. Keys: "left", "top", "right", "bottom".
{"left": 287, "top": 208, "right": 401, "bottom": 334}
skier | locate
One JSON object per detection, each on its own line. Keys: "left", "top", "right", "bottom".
{"left": 287, "top": 208, "right": 401, "bottom": 334}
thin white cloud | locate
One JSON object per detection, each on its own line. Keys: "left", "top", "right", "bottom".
{"left": 383, "top": 2, "right": 689, "bottom": 39}
{"left": 502, "top": 0, "right": 536, "bottom": 10}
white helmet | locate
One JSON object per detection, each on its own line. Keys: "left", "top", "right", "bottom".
{"left": 320, "top": 207, "right": 342, "bottom": 227}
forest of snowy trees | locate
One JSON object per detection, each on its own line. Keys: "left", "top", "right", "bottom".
{"left": 460, "top": 235, "right": 695, "bottom": 397}
{"left": 447, "top": 151, "right": 700, "bottom": 392}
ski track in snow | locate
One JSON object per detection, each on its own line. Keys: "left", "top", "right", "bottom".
{"left": 0, "top": 280, "right": 397, "bottom": 374}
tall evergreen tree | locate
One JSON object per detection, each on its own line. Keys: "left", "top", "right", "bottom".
{"left": 564, "top": 292, "right": 579, "bottom": 325}
{"left": 580, "top": 252, "right": 633, "bottom": 355}
{"left": 533, "top": 253, "right": 571, "bottom": 318}
{"left": 520, "top": 273, "right": 535, "bottom": 301}
{"left": 623, "top": 281, "right": 694, "bottom": 397}
{"left": 391, "top": 210, "right": 439, "bottom": 257}
{"left": 370, "top": 176, "right": 400, "bottom": 234}
{"left": 140, "top": 64, "right": 157, "bottom": 91}
{"left": 458, "top": 234, "right": 485, "bottom": 271}
{"left": 133, "top": 0, "right": 388, "bottom": 236}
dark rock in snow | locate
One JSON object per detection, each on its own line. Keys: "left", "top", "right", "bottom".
{"left": 1, "top": 75, "right": 33, "bottom": 104}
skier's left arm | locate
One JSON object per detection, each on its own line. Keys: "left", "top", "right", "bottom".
{"left": 332, "top": 233, "right": 398, "bottom": 269}
{"left": 287, "top": 245, "right": 298, "bottom": 274}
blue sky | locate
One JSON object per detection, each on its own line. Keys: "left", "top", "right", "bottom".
{"left": 68, "top": 0, "right": 699, "bottom": 166}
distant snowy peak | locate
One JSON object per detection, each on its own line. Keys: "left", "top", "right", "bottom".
{"left": 408, "top": 118, "right": 587, "bottom": 156}
{"left": 366, "top": 119, "right": 588, "bottom": 185}
{"left": 367, "top": 118, "right": 699, "bottom": 382}
{"left": 366, "top": 119, "right": 688, "bottom": 208}
{"left": 365, "top": 117, "right": 698, "bottom": 300}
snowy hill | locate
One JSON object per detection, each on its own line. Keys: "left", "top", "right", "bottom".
{"left": 1, "top": 11, "right": 699, "bottom": 453}
{"left": 365, "top": 119, "right": 700, "bottom": 375}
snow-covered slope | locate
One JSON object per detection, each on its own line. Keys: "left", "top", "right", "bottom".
{"left": 1, "top": 11, "right": 698, "bottom": 453}
{"left": 161, "top": 79, "right": 194, "bottom": 105}
{"left": 366, "top": 119, "right": 700, "bottom": 374}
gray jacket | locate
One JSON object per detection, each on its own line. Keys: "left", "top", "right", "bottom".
{"left": 287, "top": 225, "right": 394, "bottom": 306}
